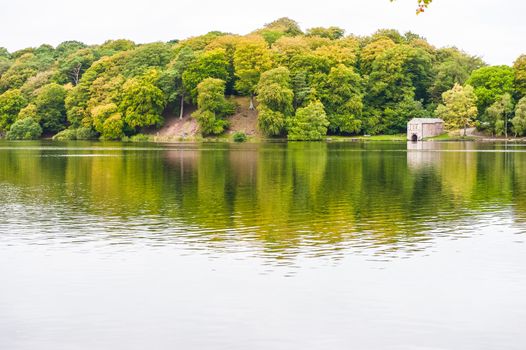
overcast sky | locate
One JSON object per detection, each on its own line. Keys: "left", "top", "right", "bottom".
{"left": 1, "top": 0, "right": 524, "bottom": 65}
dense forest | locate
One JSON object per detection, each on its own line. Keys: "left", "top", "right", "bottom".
{"left": 0, "top": 18, "right": 525, "bottom": 141}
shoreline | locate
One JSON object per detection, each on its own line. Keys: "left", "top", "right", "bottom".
{"left": 4, "top": 134, "right": 526, "bottom": 144}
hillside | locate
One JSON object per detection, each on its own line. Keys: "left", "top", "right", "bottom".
{"left": 154, "top": 96, "right": 259, "bottom": 140}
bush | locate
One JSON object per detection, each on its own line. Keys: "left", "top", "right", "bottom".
{"left": 128, "top": 133, "right": 152, "bottom": 142}
{"left": 6, "top": 118, "right": 42, "bottom": 140}
{"left": 232, "top": 131, "right": 248, "bottom": 143}
{"left": 193, "top": 78, "right": 234, "bottom": 136}
{"left": 52, "top": 128, "right": 77, "bottom": 140}
{"left": 92, "top": 103, "right": 119, "bottom": 133}
{"left": 287, "top": 101, "right": 329, "bottom": 141}
{"left": 101, "top": 114, "right": 124, "bottom": 140}
{"left": 194, "top": 110, "right": 229, "bottom": 136}
{"left": 76, "top": 127, "right": 97, "bottom": 140}
{"left": 258, "top": 106, "right": 286, "bottom": 136}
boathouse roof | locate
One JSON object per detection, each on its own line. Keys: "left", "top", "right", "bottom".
{"left": 408, "top": 118, "right": 444, "bottom": 124}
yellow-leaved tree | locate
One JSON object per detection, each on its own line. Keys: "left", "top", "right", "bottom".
{"left": 435, "top": 83, "right": 478, "bottom": 136}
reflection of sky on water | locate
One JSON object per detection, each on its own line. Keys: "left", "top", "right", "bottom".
{"left": 1, "top": 141, "right": 526, "bottom": 350}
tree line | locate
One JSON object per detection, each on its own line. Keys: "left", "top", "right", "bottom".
{"left": 0, "top": 18, "right": 525, "bottom": 141}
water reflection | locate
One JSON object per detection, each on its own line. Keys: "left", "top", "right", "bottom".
{"left": 1, "top": 141, "right": 526, "bottom": 263}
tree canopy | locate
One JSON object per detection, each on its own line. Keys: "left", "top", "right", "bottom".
{"left": 0, "top": 18, "right": 524, "bottom": 140}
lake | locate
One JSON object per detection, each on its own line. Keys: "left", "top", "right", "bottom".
{"left": 1, "top": 140, "right": 525, "bottom": 349}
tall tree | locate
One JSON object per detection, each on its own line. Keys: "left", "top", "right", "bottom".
{"left": 435, "top": 84, "right": 478, "bottom": 136}
{"left": 306, "top": 27, "right": 345, "bottom": 40}
{"left": 287, "top": 100, "right": 329, "bottom": 141}
{"left": 0, "top": 89, "right": 27, "bottom": 132}
{"left": 256, "top": 67, "right": 294, "bottom": 136}
{"left": 429, "top": 48, "right": 484, "bottom": 103}
{"left": 467, "top": 66, "right": 514, "bottom": 115}
{"left": 182, "top": 48, "right": 230, "bottom": 102}
{"left": 34, "top": 83, "right": 67, "bottom": 133}
{"left": 513, "top": 55, "right": 526, "bottom": 99}
{"left": 317, "top": 64, "right": 363, "bottom": 134}
{"left": 119, "top": 70, "right": 166, "bottom": 129}
{"left": 233, "top": 37, "right": 272, "bottom": 110}
{"left": 511, "top": 97, "right": 526, "bottom": 136}
{"left": 485, "top": 93, "right": 514, "bottom": 136}
{"left": 192, "top": 78, "right": 234, "bottom": 135}
{"left": 174, "top": 47, "right": 195, "bottom": 119}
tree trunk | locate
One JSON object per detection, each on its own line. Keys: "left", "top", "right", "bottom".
{"left": 179, "top": 94, "right": 184, "bottom": 120}
{"left": 71, "top": 63, "right": 82, "bottom": 86}
{"left": 464, "top": 123, "right": 467, "bottom": 137}
{"left": 249, "top": 94, "right": 255, "bottom": 110}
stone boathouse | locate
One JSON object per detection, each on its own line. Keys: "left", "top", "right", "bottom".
{"left": 407, "top": 118, "right": 445, "bottom": 141}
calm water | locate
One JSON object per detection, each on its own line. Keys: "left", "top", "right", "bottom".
{"left": 1, "top": 140, "right": 526, "bottom": 349}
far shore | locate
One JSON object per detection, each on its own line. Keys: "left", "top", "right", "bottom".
{"left": 137, "top": 133, "right": 526, "bottom": 144}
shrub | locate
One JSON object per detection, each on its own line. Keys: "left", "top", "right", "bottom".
{"left": 128, "top": 133, "right": 152, "bottom": 142}
{"left": 258, "top": 106, "right": 286, "bottom": 136}
{"left": 194, "top": 110, "right": 229, "bottom": 136}
{"left": 91, "top": 103, "right": 118, "bottom": 133}
{"left": 232, "top": 131, "right": 248, "bottom": 143}
{"left": 287, "top": 101, "right": 329, "bottom": 141}
{"left": 76, "top": 127, "right": 97, "bottom": 140}
{"left": 101, "top": 114, "right": 124, "bottom": 140}
{"left": 6, "top": 118, "right": 42, "bottom": 140}
{"left": 192, "top": 78, "right": 234, "bottom": 136}
{"left": 52, "top": 128, "right": 77, "bottom": 141}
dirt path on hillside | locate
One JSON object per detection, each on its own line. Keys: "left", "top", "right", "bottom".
{"left": 155, "top": 104, "right": 198, "bottom": 139}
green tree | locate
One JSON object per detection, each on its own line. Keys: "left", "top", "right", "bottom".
{"left": 360, "top": 38, "right": 396, "bottom": 75}
{"left": 291, "top": 71, "right": 310, "bottom": 109}
{"left": 261, "top": 18, "right": 303, "bottom": 37}
{"left": 192, "top": 78, "right": 234, "bottom": 135}
{"left": 58, "top": 48, "right": 99, "bottom": 85}
{"left": 287, "top": 101, "right": 329, "bottom": 141}
{"left": 306, "top": 27, "right": 345, "bottom": 40}
{"left": 467, "top": 65, "right": 514, "bottom": 115}
{"left": 55, "top": 41, "right": 87, "bottom": 58}
{"left": 485, "top": 93, "right": 514, "bottom": 136}
{"left": 317, "top": 64, "right": 363, "bottom": 134}
{"left": 6, "top": 117, "right": 42, "bottom": 140}
{"left": 160, "top": 46, "right": 195, "bottom": 119}
{"left": 0, "top": 47, "right": 10, "bottom": 59}
{"left": 364, "top": 45, "right": 419, "bottom": 133}
{"left": 91, "top": 103, "right": 118, "bottom": 134}
{"left": 121, "top": 42, "right": 174, "bottom": 77}
{"left": 0, "top": 54, "right": 40, "bottom": 92}
{"left": 17, "top": 104, "right": 38, "bottom": 121}
{"left": 0, "top": 57, "right": 11, "bottom": 78}
{"left": 256, "top": 67, "right": 294, "bottom": 112}
{"left": 101, "top": 113, "right": 125, "bottom": 140}
{"left": 182, "top": 48, "right": 230, "bottom": 102}
{"left": 511, "top": 97, "right": 526, "bottom": 136}
{"left": 429, "top": 48, "right": 484, "bottom": 103}
{"left": 34, "top": 83, "right": 67, "bottom": 133}
{"left": 119, "top": 71, "right": 166, "bottom": 130}
{"left": 20, "top": 70, "right": 54, "bottom": 97}
{"left": 256, "top": 67, "right": 294, "bottom": 136}
{"left": 513, "top": 55, "right": 526, "bottom": 99}
{"left": 233, "top": 37, "right": 272, "bottom": 109}
{"left": 0, "top": 89, "right": 27, "bottom": 132}
{"left": 435, "top": 83, "right": 478, "bottom": 136}
{"left": 98, "top": 39, "right": 135, "bottom": 55}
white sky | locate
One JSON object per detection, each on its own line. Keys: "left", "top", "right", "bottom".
{"left": 1, "top": 0, "right": 524, "bottom": 65}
